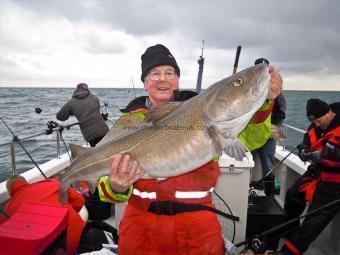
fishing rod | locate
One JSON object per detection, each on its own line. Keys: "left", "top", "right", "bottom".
{"left": 50, "top": 121, "right": 81, "bottom": 160}
{"left": 235, "top": 197, "right": 340, "bottom": 251}
{"left": 35, "top": 107, "right": 59, "bottom": 134}
{"left": 35, "top": 107, "right": 80, "bottom": 160}
{"left": 251, "top": 211, "right": 327, "bottom": 253}
{"left": 232, "top": 45, "right": 242, "bottom": 74}
{"left": 249, "top": 144, "right": 299, "bottom": 194}
{"left": 46, "top": 121, "right": 80, "bottom": 160}
{"left": 0, "top": 116, "right": 47, "bottom": 179}
{"left": 36, "top": 106, "right": 79, "bottom": 131}
{"left": 35, "top": 107, "right": 49, "bottom": 122}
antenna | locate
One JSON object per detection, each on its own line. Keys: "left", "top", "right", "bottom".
{"left": 232, "top": 45, "right": 242, "bottom": 74}
{"left": 131, "top": 77, "right": 137, "bottom": 98}
{"left": 200, "top": 40, "right": 205, "bottom": 58}
{"left": 195, "top": 40, "right": 205, "bottom": 94}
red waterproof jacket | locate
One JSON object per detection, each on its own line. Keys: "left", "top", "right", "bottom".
{"left": 98, "top": 92, "right": 273, "bottom": 254}
{"left": 119, "top": 160, "right": 224, "bottom": 255}
{"left": 308, "top": 126, "right": 340, "bottom": 169}
{"left": 298, "top": 113, "right": 340, "bottom": 200}
{"left": 112, "top": 94, "right": 225, "bottom": 254}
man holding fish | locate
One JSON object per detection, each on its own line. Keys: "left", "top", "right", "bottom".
{"left": 92, "top": 44, "right": 283, "bottom": 254}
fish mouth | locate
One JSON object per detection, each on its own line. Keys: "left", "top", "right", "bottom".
{"left": 206, "top": 66, "right": 271, "bottom": 138}
{"left": 253, "top": 66, "right": 270, "bottom": 98}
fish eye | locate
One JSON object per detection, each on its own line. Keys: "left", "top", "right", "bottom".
{"left": 233, "top": 77, "right": 243, "bottom": 87}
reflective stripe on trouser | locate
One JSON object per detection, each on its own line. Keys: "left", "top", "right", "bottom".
{"left": 133, "top": 187, "right": 214, "bottom": 199}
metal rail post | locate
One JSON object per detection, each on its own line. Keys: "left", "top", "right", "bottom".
{"left": 56, "top": 131, "right": 61, "bottom": 158}
{"left": 10, "top": 142, "right": 16, "bottom": 174}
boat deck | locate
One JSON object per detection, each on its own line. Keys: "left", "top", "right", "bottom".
{"left": 0, "top": 145, "right": 339, "bottom": 254}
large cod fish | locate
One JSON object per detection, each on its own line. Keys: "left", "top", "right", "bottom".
{"left": 58, "top": 64, "right": 270, "bottom": 203}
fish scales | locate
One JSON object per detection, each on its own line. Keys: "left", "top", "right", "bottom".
{"left": 58, "top": 64, "right": 270, "bottom": 203}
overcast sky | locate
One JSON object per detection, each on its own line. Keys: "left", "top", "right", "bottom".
{"left": 0, "top": 0, "right": 339, "bottom": 91}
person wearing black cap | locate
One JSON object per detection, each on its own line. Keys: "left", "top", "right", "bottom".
{"left": 96, "top": 44, "right": 284, "bottom": 255}
{"left": 56, "top": 83, "right": 109, "bottom": 147}
{"left": 278, "top": 98, "right": 340, "bottom": 255}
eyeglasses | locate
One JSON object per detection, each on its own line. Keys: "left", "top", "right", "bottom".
{"left": 148, "top": 70, "right": 177, "bottom": 81}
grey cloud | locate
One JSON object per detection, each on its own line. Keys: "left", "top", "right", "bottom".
{"left": 2, "top": 0, "right": 340, "bottom": 83}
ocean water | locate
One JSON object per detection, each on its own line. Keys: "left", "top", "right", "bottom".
{"left": 0, "top": 88, "right": 339, "bottom": 183}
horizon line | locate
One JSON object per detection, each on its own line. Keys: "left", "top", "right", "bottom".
{"left": 0, "top": 86, "right": 339, "bottom": 92}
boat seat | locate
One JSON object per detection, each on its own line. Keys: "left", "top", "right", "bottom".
{"left": 0, "top": 201, "right": 68, "bottom": 255}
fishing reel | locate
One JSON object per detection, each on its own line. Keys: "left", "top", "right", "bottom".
{"left": 248, "top": 187, "right": 257, "bottom": 198}
{"left": 101, "top": 101, "right": 109, "bottom": 121}
{"left": 101, "top": 113, "right": 108, "bottom": 121}
{"left": 35, "top": 107, "right": 42, "bottom": 114}
{"left": 46, "top": 121, "right": 59, "bottom": 134}
{"left": 250, "top": 238, "right": 266, "bottom": 253}
{"left": 47, "top": 120, "right": 59, "bottom": 129}
{"left": 35, "top": 107, "right": 59, "bottom": 134}
{"left": 248, "top": 180, "right": 261, "bottom": 198}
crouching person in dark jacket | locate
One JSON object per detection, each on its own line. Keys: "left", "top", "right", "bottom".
{"left": 279, "top": 99, "right": 340, "bottom": 255}
{"left": 57, "top": 83, "right": 109, "bottom": 147}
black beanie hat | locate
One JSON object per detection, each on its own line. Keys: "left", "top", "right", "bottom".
{"left": 141, "top": 44, "right": 180, "bottom": 82}
{"left": 306, "top": 98, "right": 330, "bottom": 121}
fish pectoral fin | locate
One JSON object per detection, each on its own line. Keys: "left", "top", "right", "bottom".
{"left": 69, "top": 144, "right": 89, "bottom": 159}
{"left": 203, "top": 112, "right": 234, "bottom": 138}
{"left": 224, "top": 139, "right": 248, "bottom": 161}
{"left": 145, "top": 102, "right": 181, "bottom": 123}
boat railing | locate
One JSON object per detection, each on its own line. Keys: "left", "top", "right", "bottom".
{"left": 282, "top": 123, "right": 306, "bottom": 134}
{"left": 273, "top": 123, "right": 307, "bottom": 197}
{"left": 0, "top": 122, "right": 79, "bottom": 175}
{"left": 278, "top": 123, "right": 306, "bottom": 151}
{"left": 0, "top": 122, "right": 305, "bottom": 177}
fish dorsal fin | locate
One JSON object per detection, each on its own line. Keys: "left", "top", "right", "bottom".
{"left": 69, "top": 144, "right": 88, "bottom": 159}
{"left": 115, "top": 115, "right": 145, "bottom": 126}
{"left": 145, "top": 102, "right": 181, "bottom": 124}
